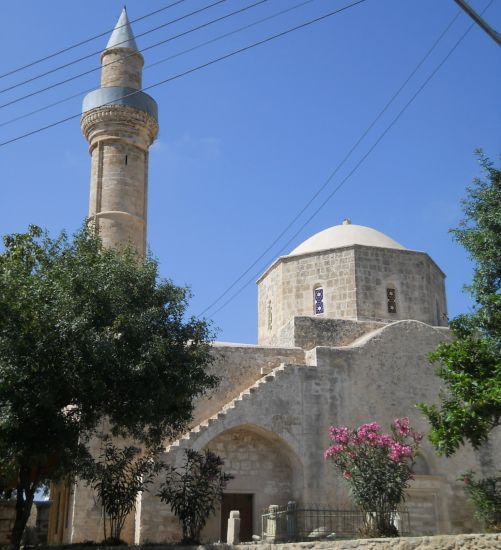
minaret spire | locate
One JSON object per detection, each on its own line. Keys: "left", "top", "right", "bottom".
{"left": 105, "top": 7, "right": 138, "bottom": 51}
{"left": 81, "top": 9, "right": 158, "bottom": 257}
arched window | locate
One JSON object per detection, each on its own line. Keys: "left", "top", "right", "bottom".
{"left": 314, "top": 287, "right": 324, "bottom": 315}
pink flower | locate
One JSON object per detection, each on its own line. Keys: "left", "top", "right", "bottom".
{"left": 324, "top": 444, "right": 346, "bottom": 459}
{"left": 329, "top": 426, "right": 351, "bottom": 444}
{"left": 356, "top": 422, "right": 381, "bottom": 442}
{"left": 343, "top": 471, "right": 352, "bottom": 479}
{"left": 359, "top": 422, "right": 381, "bottom": 434}
{"left": 393, "top": 417, "right": 410, "bottom": 437}
{"left": 378, "top": 434, "right": 393, "bottom": 446}
{"left": 389, "top": 442, "right": 413, "bottom": 462}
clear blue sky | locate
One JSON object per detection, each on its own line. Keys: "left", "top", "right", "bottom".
{"left": 0, "top": 0, "right": 499, "bottom": 343}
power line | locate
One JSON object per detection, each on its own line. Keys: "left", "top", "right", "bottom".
{"left": 0, "top": 0, "right": 242, "bottom": 109}
{"left": 0, "top": 0, "right": 369, "bottom": 148}
{"left": 0, "top": 0, "right": 317, "bottom": 129}
{"left": 197, "top": 7, "right": 463, "bottom": 317}
{"left": 0, "top": 0, "right": 232, "bottom": 97}
{"left": 203, "top": 4, "right": 490, "bottom": 320}
{"left": 0, "top": 0, "right": 189, "bottom": 81}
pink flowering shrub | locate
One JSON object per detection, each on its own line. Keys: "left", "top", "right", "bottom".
{"left": 324, "top": 418, "right": 422, "bottom": 538}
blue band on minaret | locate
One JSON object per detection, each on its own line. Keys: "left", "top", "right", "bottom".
{"left": 82, "top": 87, "right": 158, "bottom": 121}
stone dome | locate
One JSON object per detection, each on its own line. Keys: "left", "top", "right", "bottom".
{"left": 289, "top": 220, "right": 406, "bottom": 256}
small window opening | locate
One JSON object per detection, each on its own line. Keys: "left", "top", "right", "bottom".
{"left": 125, "top": 154, "right": 128, "bottom": 165}
{"left": 267, "top": 301, "right": 272, "bottom": 331}
{"left": 387, "top": 288, "right": 397, "bottom": 314}
{"left": 314, "top": 287, "right": 324, "bottom": 315}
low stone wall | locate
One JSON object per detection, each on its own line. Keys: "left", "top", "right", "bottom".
{"left": 0, "top": 499, "right": 52, "bottom": 546}
{"left": 0, "top": 500, "right": 16, "bottom": 545}
{"left": 240, "top": 533, "right": 501, "bottom": 549}
{"left": 277, "top": 316, "right": 385, "bottom": 350}
{"left": 41, "top": 533, "right": 501, "bottom": 550}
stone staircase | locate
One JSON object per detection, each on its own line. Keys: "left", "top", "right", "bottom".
{"left": 166, "top": 363, "right": 301, "bottom": 452}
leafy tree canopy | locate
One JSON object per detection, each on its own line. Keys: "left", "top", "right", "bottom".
{"left": 418, "top": 151, "right": 501, "bottom": 456}
{"left": 0, "top": 225, "right": 217, "bottom": 548}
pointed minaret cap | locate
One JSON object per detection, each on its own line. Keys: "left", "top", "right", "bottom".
{"left": 105, "top": 7, "right": 139, "bottom": 51}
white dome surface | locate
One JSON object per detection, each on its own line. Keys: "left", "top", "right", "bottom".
{"left": 290, "top": 223, "right": 406, "bottom": 256}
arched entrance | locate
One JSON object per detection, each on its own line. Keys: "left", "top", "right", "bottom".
{"left": 201, "top": 424, "right": 303, "bottom": 542}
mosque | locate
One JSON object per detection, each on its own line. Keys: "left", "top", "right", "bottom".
{"left": 47, "top": 8, "right": 498, "bottom": 544}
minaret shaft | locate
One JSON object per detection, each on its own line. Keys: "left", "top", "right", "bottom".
{"left": 81, "top": 8, "right": 158, "bottom": 257}
{"left": 101, "top": 49, "right": 143, "bottom": 89}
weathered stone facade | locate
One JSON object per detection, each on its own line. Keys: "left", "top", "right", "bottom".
{"left": 258, "top": 242, "right": 447, "bottom": 346}
{"left": 81, "top": 7, "right": 158, "bottom": 258}
{"left": 48, "top": 8, "right": 500, "bottom": 547}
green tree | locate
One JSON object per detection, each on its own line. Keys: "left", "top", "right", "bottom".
{"left": 460, "top": 471, "right": 501, "bottom": 532}
{"left": 418, "top": 151, "right": 501, "bottom": 456}
{"left": 0, "top": 225, "right": 217, "bottom": 550}
{"left": 158, "top": 449, "right": 233, "bottom": 544}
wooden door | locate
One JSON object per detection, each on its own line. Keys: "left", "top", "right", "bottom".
{"left": 220, "top": 493, "right": 253, "bottom": 542}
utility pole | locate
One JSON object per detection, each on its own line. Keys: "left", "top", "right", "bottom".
{"left": 454, "top": 0, "right": 501, "bottom": 47}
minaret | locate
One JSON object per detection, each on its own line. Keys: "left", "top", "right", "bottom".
{"left": 81, "top": 8, "right": 158, "bottom": 257}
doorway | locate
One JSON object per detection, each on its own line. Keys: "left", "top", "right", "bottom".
{"left": 220, "top": 493, "right": 253, "bottom": 542}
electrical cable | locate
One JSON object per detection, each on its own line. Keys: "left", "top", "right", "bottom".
{"left": 197, "top": 7, "right": 463, "bottom": 317}
{"left": 0, "top": 0, "right": 317, "bottom": 129}
{"left": 0, "top": 0, "right": 233, "bottom": 97}
{"left": 0, "top": 0, "right": 369, "bottom": 148}
{"left": 0, "top": 0, "right": 252, "bottom": 109}
{"left": 202, "top": 3, "right": 491, "bottom": 319}
{"left": 0, "top": 0, "right": 189, "bottom": 81}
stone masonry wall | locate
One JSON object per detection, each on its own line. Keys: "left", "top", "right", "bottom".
{"left": 257, "top": 260, "right": 284, "bottom": 345}
{"left": 249, "top": 534, "right": 501, "bottom": 549}
{"left": 49, "top": 533, "right": 501, "bottom": 550}
{"left": 258, "top": 245, "right": 447, "bottom": 346}
{"left": 354, "top": 247, "right": 447, "bottom": 326}
{"left": 138, "top": 321, "right": 498, "bottom": 543}
{"left": 82, "top": 104, "right": 158, "bottom": 258}
{"left": 0, "top": 500, "right": 16, "bottom": 546}
{"left": 59, "top": 344, "right": 305, "bottom": 545}
{"left": 258, "top": 249, "right": 357, "bottom": 345}
{"left": 275, "top": 316, "right": 385, "bottom": 350}
{"left": 194, "top": 344, "right": 305, "bottom": 426}
{"left": 202, "top": 427, "right": 297, "bottom": 542}
{"left": 101, "top": 50, "right": 143, "bottom": 89}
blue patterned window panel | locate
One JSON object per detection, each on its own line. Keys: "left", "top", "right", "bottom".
{"left": 314, "top": 288, "right": 324, "bottom": 315}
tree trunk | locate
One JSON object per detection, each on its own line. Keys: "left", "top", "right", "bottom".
{"left": 9, "top": 467, "right": 37, "bottom": 550}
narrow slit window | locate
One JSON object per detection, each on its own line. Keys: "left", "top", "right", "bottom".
{"left": 267, "top": 301, "right": 272, "bottom": 331}
{"left": 314, "top": 287, "right": 324, "bottom": 315}
{"left": 387, "top": 288, "right": 397, "bottom": 313}
{"left": 125, "top": 154, "right": 128, "bottom": 165}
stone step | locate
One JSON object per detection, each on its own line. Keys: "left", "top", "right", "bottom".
{"left": 167, "top": 359, "right": 301, "bottom": 449}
